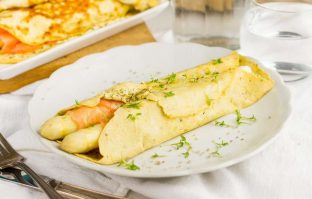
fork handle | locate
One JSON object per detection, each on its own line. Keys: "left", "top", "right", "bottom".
{"left": 16, "top": 162, "right": 64, "bottom": 199}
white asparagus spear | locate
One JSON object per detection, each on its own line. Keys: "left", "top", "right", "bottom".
{"left": 60, "top": 124, "right": 103, "bottom": 154}
{"left": 40, "top": 115, "right": 77, "bottom": 140}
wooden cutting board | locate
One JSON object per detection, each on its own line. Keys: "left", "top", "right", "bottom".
{"left": 0, "top": 23, "right": 156, "bottom": 94}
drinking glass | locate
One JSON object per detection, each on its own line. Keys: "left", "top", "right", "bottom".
{"left": 240, "top": 0, "right": 312, "bottom": 81}
{"left": 173, "top": 0, "right": 247, "bottom": 49}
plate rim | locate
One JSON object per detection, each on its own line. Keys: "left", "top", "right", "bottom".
{"left": 28, "top": 42, "right": 292, "bottom": 178}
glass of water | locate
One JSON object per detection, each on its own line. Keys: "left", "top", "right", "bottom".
{"left": 173, "top": 0, "right": 247, "bottom": 50}
{"left": 240, "top": 0, "right": 312, "bottom": 81}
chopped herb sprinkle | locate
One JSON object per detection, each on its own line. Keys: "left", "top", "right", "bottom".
{"left": 150, "top": 78, "right": 159, "bottom": 83}
{"left": 205, "top": 70, "right": 211, "bottom": 75}
{"left": 211, "top": 72, "right": 220, "bottom": 82}
{"left": 189, "top": 77, "right": 199, "bottom": 83}
{"left": 118, "top": 160, "right": 140, "bottom": 171}
{"left": 165, "top": 73, "right": 176, "bottom": 84}
{"left": 151, "top": 153, "right": 166, "bottom": 159}
{"left": 215, "top": 121, "right": 233, "bottom": 128}
{"left": 159, "top": 84, "right": 165, "bottom": 88}
{"left": 164, "top": 91, "right": 175, "bottom": 98}
{"left": 123, "top": 101, "right": 141, "bottom": 109}
{"left": 75, "top": 100, "right": 80, "bottom": 105}
{"left": 212, "top": 58, "right": 223, "bottom": 65}
{"left": 206, "top": 96, "right": 213, "bottom": 106}
{"left": 213, "top": 140, "right": 229, "bottom": 148}
{"left": 127, "top": 113, "right": 141, "bottom": 121}
{"left": 211, "top": 150, "right": 222, "bottom": 157}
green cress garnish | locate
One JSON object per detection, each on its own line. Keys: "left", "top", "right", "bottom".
{"left": 75, "top": 100, "right": 80, "bottom": 105}
{"left": 235, "top": 110, "right": 256, "bottom": 125}
{"left": 210, "top": 140, "right": 229, "bottom": 157}
{"left": 182, "top": 149, "right": 191, "bottom": 158}
{"left": 172, "top": 135, "right": 192, "bottom": 159}
{"left": 211, "top": 150, "right": 222, "bottom": 157}
{"left": 159, "top": 84, "right": 165, "bottom": 88}
{"left": 154, "top": 73, "right": 176, "bottom": 89}
{"left": 213, "top": 140, "right": 229, "bottom": 148}
{"left": 214, "top": 121, "right": 233, "bottom": 128}
{"left": 164, "top": 91, "right": 175, "bottom": 98}
{"left": 151, "top": 153, "right": 166, "bottom": 159}
{"left": 150, "top": 78, "right": 159, "bottom": 83}
{"left": 118, "top": 160, "right": 140, "bottom": 171}
{"left": 212, "top": 58, "right": 223, "bottom": 65}
{"left": 165, "top": 73, "right": 176, "bottom": 84}
{"left": 123, "top": 101, "right": 141, "bottom": 109}
{"left": 127, "top": 113, "right": 141, "bottom": 121}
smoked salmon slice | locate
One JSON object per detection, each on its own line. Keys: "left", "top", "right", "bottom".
{"left": 66, "top": 99, "right": 123, "bottom": 129}
{"left": 0, "top": 28, "right": 39, "bottom": 54}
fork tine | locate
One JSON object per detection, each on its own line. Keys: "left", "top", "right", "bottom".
{"left": 0, "top": 142, "right": 9, "bottom": 157}
{"left": 0, "top": 133, "right": 16, "bottom": 154}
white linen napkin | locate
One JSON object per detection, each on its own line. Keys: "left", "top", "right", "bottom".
{"left": 0, "top": 76, "right": 312, "bottom": 199}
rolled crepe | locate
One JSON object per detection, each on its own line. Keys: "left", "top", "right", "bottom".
{"left": 40, "top": 52, "right": 274, "bottom": 165}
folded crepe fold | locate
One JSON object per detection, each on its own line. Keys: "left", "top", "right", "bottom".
{"left": 40, "top": 52, "right": 274, "bottom": 165}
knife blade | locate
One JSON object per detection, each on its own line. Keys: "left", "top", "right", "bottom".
{"left": 0, "top": 167, "right": 127, "bottom": 199}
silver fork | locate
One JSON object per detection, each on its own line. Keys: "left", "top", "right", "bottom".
{"left": 0, "top": 133, "right": 63, "bottom": 199}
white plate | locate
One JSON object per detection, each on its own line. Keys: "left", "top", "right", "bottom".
{"left": 0, "top": 1, "right": 168, "bottom": 80}
{"left": 28, "top": 43, "right": 291, "bottom": 178}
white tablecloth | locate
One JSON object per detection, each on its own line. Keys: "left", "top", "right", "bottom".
{"left": 1, "top": 7, "right": 312, "bottom": 199}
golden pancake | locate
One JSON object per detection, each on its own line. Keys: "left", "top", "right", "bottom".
{"left": 0, "top": 0, "right": 159, "bottom": 64}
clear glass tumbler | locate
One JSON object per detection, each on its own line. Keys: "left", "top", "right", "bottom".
{"left": 173, "top": 0, "right": 247, "bottom": 49}
{"left": 240, "top": 0, "right": 312, "bottom": 81}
